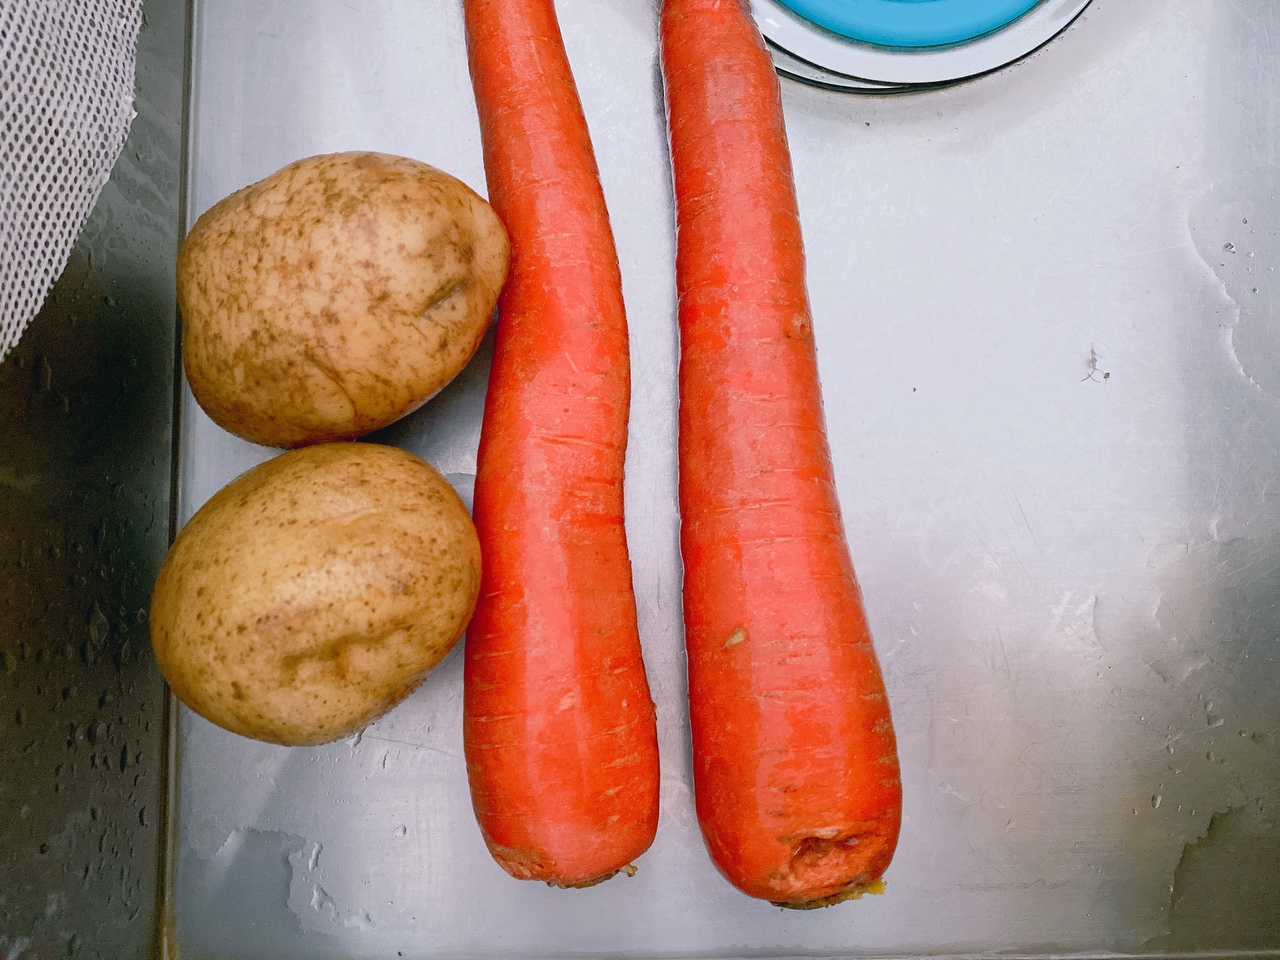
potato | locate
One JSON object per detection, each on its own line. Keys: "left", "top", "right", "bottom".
{"left": 150, "top": 443, "right": 480, "bottom": 746}
{"left": 178, "top": 151, "right": 510, "bottom": 448}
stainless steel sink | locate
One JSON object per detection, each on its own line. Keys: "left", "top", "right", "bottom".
{"left": 3, "top": 0, "right": 1278, "bottom": 956}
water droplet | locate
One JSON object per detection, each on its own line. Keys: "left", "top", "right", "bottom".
{"left": 88, "top": 605, "right": 110, "bottom": 645}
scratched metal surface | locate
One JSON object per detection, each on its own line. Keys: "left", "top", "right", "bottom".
{"left": 170, "top": 0, "right": 1280, "bottom": 956}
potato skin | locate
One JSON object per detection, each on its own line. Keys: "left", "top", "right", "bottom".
{"left": 150, "top": 443, "right": 480, "bottom": 746}
{"left": 178, "top": 152, "right": 510, "bottom": 448}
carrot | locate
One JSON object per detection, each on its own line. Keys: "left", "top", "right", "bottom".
{"left": 460, "top": 0, "right": 661, "bottom": 888}
{"left": 659, "top": 0, "right": 902, "bottom": 908}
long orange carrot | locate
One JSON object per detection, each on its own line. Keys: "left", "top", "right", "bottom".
{"left": 660, "top": 0, "right": 902, "bottom": 908}
{"left": 461, "top": 0, "right": 661, "bottom": 888}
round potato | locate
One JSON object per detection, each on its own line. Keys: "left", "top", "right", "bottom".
{"left": 150, "top": 442, "right": 480, "bottom": 746}
{"left": 178, "top": 151, "right": 510, "bottom": 448}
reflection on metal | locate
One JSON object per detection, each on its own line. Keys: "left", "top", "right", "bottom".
{"left": 0, "top": 0, "right": 185, "bottom": 956}
{"left": 754, "top": 0, "right": 1096, "bottom": 91}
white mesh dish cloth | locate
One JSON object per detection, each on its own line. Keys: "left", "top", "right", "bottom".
{"left": 0, "top": 0, "right": 143, "bottom": 361}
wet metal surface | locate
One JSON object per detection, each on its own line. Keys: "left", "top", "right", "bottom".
{"left": 0, "top": 1, "right": 186, "bottom": 957}
{"left": 171, "top": 0, "right": 1280, "bottom": 956}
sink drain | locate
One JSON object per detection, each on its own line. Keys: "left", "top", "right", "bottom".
{"left": 753, "top": 0, "right": 1095, "bottom": 91}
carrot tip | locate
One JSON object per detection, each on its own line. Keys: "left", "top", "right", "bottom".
{"left": 774, "top": 877, "right": 887, "bottom": 911}
{"left": 545, "top": 862, "right": 637, "bottom": 889}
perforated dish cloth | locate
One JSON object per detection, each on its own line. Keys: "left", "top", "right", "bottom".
{"left": 0, "top": 0, "right": 143, "bottom": 361}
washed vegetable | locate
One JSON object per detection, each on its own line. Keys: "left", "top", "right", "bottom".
{"left": 178, "top": 152, "right": 509, "bottom": 448}
{"left": 660, "top": 0, "right": 902, "bottom": 908}
{"left": 150, "top": 443, "right": 480, "bottom": 746}
{"left": 461, "top": 0, "right": 661, "bottom": 887}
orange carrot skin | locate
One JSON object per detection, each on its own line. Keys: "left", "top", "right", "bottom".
{"left": 461, "top": 0, "right": 661, "bottom": 887}
{"left": 660, "top": 0, "right": 902, "bottom": 907}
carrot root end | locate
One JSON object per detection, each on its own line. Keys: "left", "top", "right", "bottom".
{"left": 488, "top": 840, "right": 640, "bottom": 888}
{"left": 774, "top": 877, "right": 887, "bottom": 910}
{"left": 545, "top": 861, "right": 637, "bottom": 889}
{"left": 758, "top": 824, "right": 897, "bottom": 908}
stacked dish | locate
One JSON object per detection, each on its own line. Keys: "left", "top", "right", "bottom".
{"left": 753, "top": 0, "right": 1095, "bottom": 91}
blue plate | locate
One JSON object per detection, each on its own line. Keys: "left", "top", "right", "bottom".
{"left": 772, "top": 0, "right": 1043, "bottom": 48}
